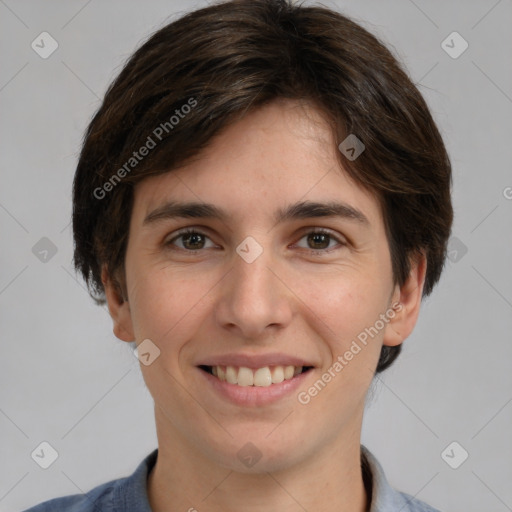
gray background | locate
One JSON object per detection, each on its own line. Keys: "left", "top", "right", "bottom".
{"left": 1, "top": 0, "right": 511, "bottom": 510}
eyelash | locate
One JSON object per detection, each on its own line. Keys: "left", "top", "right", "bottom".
{"left": 165, "top": 227, "right": 347, "bottom": 256}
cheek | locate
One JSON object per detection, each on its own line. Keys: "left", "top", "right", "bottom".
{"left": 126, "top": 263, "right": 217, "bottom": 352}
{"left": 126, "top": 264, "right": 184, "bottom": 339}
{"left": 300, "top": 277, "right": 386, "bottom": 397}
{"left": 299, "top": 270, "right": 388, "bottom": 350}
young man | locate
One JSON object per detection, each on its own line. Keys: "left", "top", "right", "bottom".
{"left": 25, "top": 0, "right": 452, "bottom": 510}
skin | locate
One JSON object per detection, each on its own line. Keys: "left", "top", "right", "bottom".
{"left": 102, "top": 98, "right": 426, "bottom": 512}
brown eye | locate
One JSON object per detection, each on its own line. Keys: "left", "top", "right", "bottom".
{"left": 167, "top": 229, "right": 214, "bottom": 251}
{"left": 307, "top": 232, "right": 331, "bottom": 250}
{"left": 295, "top": 228, "right": 346, "bottom": 254}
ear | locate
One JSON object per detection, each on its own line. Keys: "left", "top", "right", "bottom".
{"left": 101, "top": 265, "right": 135, "bottom": 342}
{"left": 382, "top": 251, "right": 427, "bottom": 347}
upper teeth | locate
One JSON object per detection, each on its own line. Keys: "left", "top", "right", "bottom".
{"left": 211, "top": 365, "right": 303, "bottom": 386}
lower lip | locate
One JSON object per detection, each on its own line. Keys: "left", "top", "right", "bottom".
{"left": 198, "top": 367, "right": 312, "bottom": 407}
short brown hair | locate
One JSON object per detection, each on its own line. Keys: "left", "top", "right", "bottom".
{"left": 72, "top": 0, "right": 453, "bottom": 372}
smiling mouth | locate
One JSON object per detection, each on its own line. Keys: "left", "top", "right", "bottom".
{"left": 199, "top": 365, "right": 314, "bottom": 387}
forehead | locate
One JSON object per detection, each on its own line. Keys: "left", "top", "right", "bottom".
{"left": 132, "top": 99, "right": 382, "bottom": 228}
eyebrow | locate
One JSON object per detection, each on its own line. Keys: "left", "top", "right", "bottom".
{"left": 143, "top": 200, "right": 370, "bottom": 227}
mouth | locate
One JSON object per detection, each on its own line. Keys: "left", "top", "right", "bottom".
{"left": 198, "top": 364, "right": 314, "bottom": 387}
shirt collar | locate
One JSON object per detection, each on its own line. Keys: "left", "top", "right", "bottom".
{"left": 361, "top": 445, "right": 431, "bottom": 511}
{"left": 113, "top": 448, "right": 157, "bottom": 512}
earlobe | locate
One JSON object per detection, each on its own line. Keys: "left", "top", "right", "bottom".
{"left": 101, "top": 266, "right": 135, "bottom": 342}
{"left": 382, "top": 252, "right": 427, "bottom": 347}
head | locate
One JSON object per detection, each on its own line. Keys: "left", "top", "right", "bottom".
{"left": 72, "top": 0, "right": 452, "bottom": 471}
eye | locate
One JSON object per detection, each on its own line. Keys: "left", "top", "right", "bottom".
{"left": 165, "top": 228, "right": 216, "bottom": 252}
{"left": 165, "top": 227, "right": 346, "bottom": 255}
{"left": 294, "top": 228, "right": 346, "bottom": 255}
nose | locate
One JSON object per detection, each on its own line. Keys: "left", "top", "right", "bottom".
{"left": 214, "top": 238, "right": 294, "bottom": 341}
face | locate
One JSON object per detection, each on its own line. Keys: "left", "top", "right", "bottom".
{"left": 104, "top": 99, "right": 425, "bottom": 473}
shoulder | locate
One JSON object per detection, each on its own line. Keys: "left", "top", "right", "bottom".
{"left": 361, "top": 445, "right": 442, "bottom": 512}
{"left": 22, "top": 449, "right": 158, "bottom": 512}
{"left": 393, "top": 491, "right": 442, "bottom": 512}
{"left": 21, "top": 479, "right": 116, "bottom": 511}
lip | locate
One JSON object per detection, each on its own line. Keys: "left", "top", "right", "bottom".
{"left": 197, "top": 365, "right": 313, "bottom": 407}
{"left": 196, "top": 352, "right": 315, "bottom": 369}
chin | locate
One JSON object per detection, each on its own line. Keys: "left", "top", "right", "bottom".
{"left": 204, "top": 431, "right": 309, "bottom": 474}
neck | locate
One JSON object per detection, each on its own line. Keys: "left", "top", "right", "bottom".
{"left": 147, "top": 406, "right": 369, "bottom": 512}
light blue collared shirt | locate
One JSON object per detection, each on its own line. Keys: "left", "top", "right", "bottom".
{"left": 23, "top": 445, "right": 441, "bottom": 511}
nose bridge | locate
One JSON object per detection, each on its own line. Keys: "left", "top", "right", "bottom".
{"left": 235, "top": 238, "right": 273, "bottom": 296}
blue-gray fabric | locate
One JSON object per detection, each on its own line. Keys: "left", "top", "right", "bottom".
{"left": 23, "top": 445, "right": 441, "bottom": 511}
